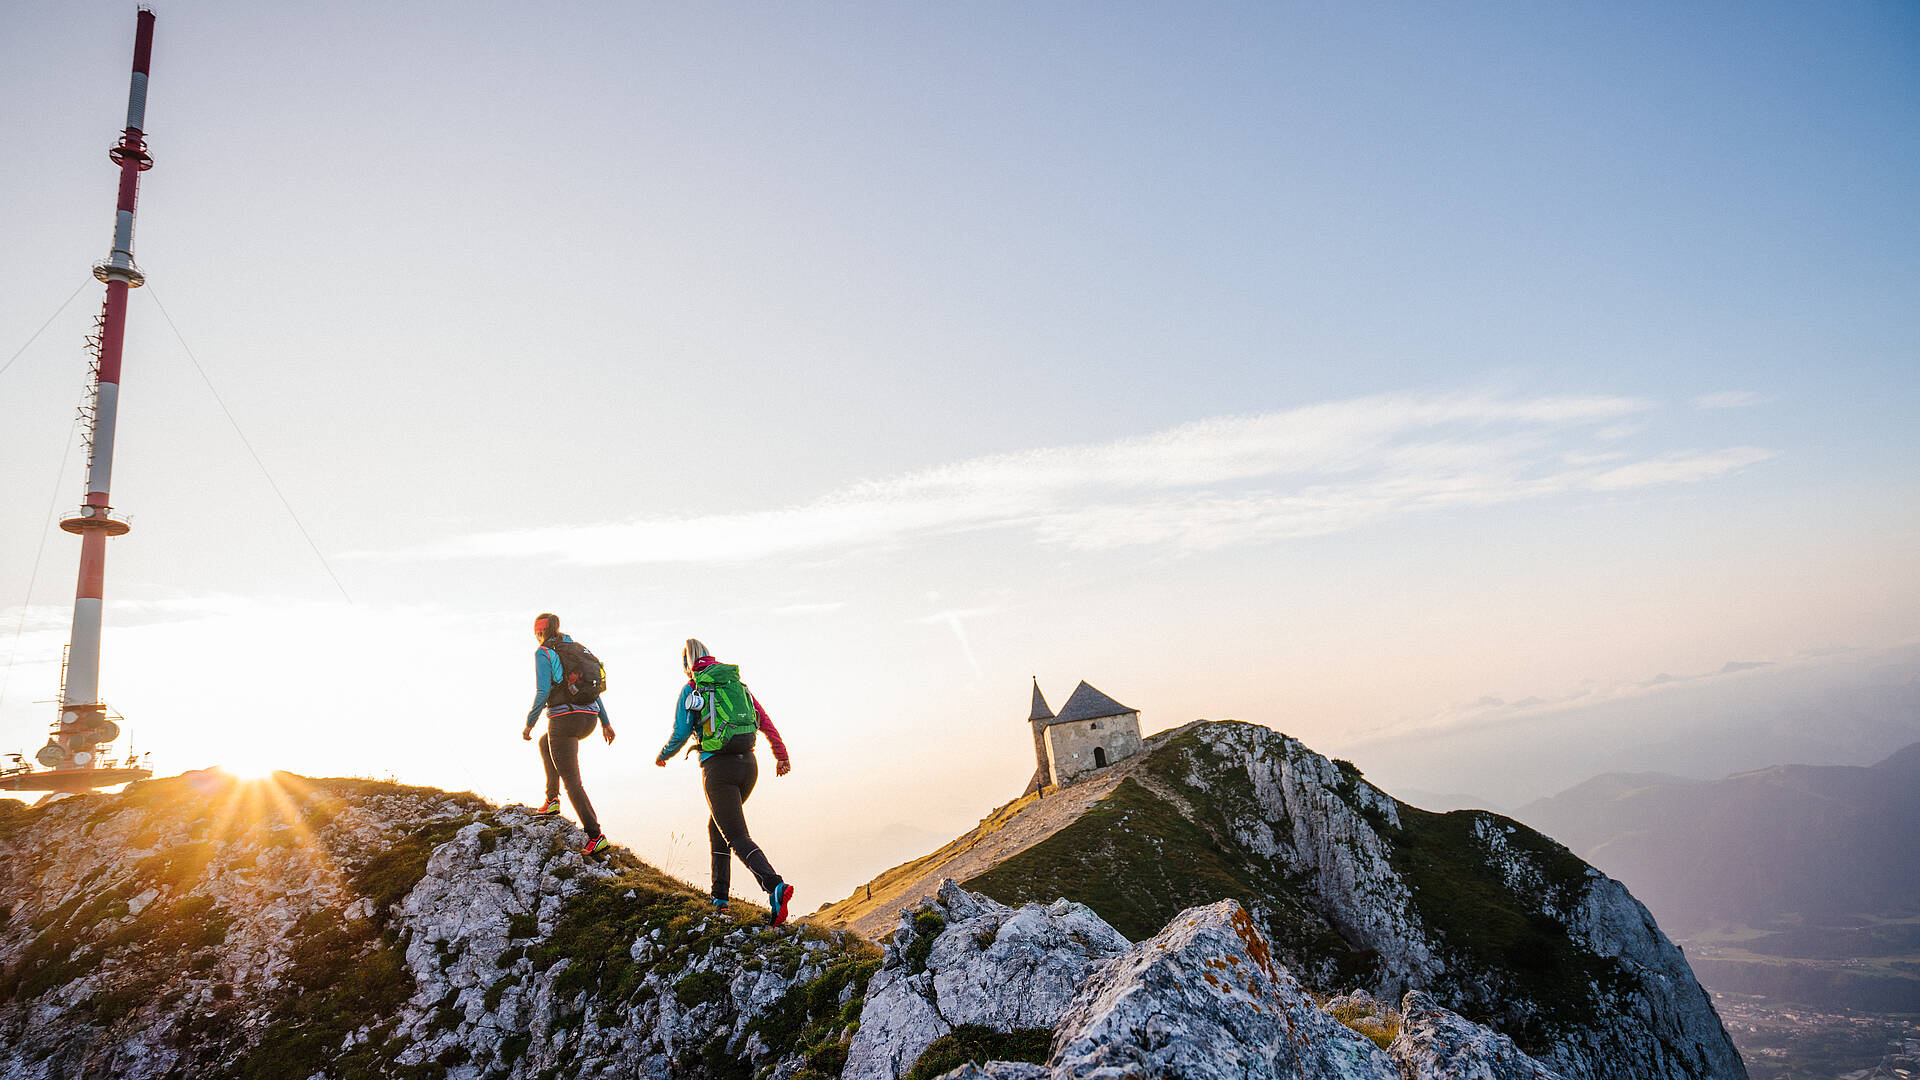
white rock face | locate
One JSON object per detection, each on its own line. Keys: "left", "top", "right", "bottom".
{"left": 0, "top": 774, "right": 486, "bottom": 1080}
{"left": 844, "top": 880, "right": 1128, "bottom": 1080}
{"left": 935, "top": 1066, "right": 1050, "bottom": 1080}
{"left": 1389, "top": 991, "right": 1567, "bottom": 1080}
{"left": 1154, "top": 722, "right": 1747, "bottom": 1080}
{"left": 1051, "top": 898, "right": 1397, "bottom": 1080}
{"left": 0, "top": 777, "right": 879, "bottom": 1080}
{"left": 385, "top": 807, "right": 861, "bottom": 1080}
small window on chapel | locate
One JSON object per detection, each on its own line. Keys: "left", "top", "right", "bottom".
{"left": 1091, "top": 721, "right": 1100, "bottom": 730}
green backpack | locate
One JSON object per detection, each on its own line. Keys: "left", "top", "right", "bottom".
{"left": 691, "top": 664, "right": 758, "bottom": 752}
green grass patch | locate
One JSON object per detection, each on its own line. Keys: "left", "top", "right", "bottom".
{"left": 964, "top": 767, "right": 1374, "bottom": 988}
{"left": 904, "top": 911, "right": 946, "bottom": 974}
{"left": 0, "top": 797, "right": 33, "bottom": 841}
{"left": 532, "top": 856, "right": 718, "bottom": 1004}
{"left": 905, "top": 1025, "right": 1052, "bottom": 1080}
{"left": 349, "top": 816, "right": 476, "bottom": 928}
{"left": 0, "top": 887, "right": 230, "bottom": 1005}
{"left": 675, "top": 970, "right": 730, "bottom": 1007}
{"left": 1389, "top": 804, "right": 1630, "bottom": 1052}
{"left": 131, "top": 841, "right": 219, "bottom": 893}
{"left": 216, "top": 911, "right": 416, "bottom": 1080}
{"left": 747, "top": 949, "right": 882, "bottom": 1053}
{"left": 1323, "top": 998, "right": 1399, "bottom": 1050}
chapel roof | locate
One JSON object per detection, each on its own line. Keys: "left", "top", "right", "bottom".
{"left": 1051, "top": 681, "right": 1135, "bottom": 725}
{"left": 1028, "top": 679, "right": 1055, "bottom": 722}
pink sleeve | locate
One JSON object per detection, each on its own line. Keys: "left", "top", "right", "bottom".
{"left": 751, "top": 693, "right": 789, "bottom": 762}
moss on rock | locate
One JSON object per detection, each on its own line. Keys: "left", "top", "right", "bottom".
{"left": 905, "top": 1025, "right": 1052, "bottom": 1080}
{"left": 350, "top": 816, "right": 478, "bottom": 928}
{"left": 1387, "top": 804, "right": 1630, "bottom": 1052}
{"left": 0, "top": 798, "right": 32, "bottom": 842}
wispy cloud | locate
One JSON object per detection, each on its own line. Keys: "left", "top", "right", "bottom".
{"left": 1693, "top": 390, "right": 1766, "bottom": 409}
{"left": 1587, "top": 447, "right": 1776, "bottom": 491}
{"left": 368, "top": 391, "right": 1773, "bottom": 567}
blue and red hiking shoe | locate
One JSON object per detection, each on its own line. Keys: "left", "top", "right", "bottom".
{"left": 581, "top": 834, "right": 607, "bottom": 856}
{"left": 768, "top": 882, "right": 794, "bottom": 927}
{"left": 536, "top": 797, "right": 561, "bottom": 816}
{"left": 710, "top": 897, "right": 730, "bottom": 913}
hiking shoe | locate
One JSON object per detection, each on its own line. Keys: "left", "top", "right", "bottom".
{"left": 768, "top": 882, "right": 794, "bottom": 927}
{"left": 536, "top": 797, "right": 561, "bottom": 816}
{"left": 710, "top": 897, "right": 730, "bottom": 913}
{"left": 581, "top": 834, "right": 607, "bottom": 856}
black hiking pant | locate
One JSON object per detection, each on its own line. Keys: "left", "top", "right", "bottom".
{"left": 702, "top": 752, "right": 781, "bottom": 901}
{"left": 540, "top": 713, "right": 600, "bottom": 838}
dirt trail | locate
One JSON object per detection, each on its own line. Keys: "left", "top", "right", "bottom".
{"left": 815, "top": 723, "right": 1199, "bottom": 940}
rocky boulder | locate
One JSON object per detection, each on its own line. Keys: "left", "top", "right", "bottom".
{"left": 1050, "top": 898, "right": 1397, "bottom": 1080}
{"left": 1389, "top": 991, "right": 1566, "bottom": 1080}
{"left": 844, "top": 880, "right": 1128, "bottom": 1080}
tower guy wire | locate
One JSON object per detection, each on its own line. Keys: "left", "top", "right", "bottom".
{"left": 0, "top": 420, "right": 84, "bottom": 717}
{"left": 143, "top": 284, "right": 355, "bottom": 606}
{"left": 0, "top": 278, "right": 94, "bottom": 379}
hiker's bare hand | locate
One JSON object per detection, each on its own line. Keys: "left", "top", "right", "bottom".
{"left": 602, "top": 727, "right": 616, "bottom": 745}
{"left": 655, "top": 757, "right": 667, "bottom": 768}
{"left": 521, "top": 727, "right": 533, "bottom": 742}
{"left": 776, "top": 759, "right": 791, "bottom": 777}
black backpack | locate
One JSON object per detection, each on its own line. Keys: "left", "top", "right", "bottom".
{"left": 545, "top": 639, "right": 607, "bottom": 708}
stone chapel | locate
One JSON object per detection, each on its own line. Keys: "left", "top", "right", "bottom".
{"left": 1022, "top": 678, "right": 1143, "bottom": 794}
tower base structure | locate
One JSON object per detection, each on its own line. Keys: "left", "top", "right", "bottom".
{"left": 1, "top": 699, "right": 151, "bottom": 795}
{"left": 0, "top": 763, "right": 153, "bottom": 794}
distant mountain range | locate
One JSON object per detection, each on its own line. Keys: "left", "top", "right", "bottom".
{"left": 1354, "top": 646, "right": 1920, "bottom": 807}
{"left": 1514, "top": 743, "right": 1920, "bottom": 933}
{"left": 1512, "top": 742, "right": 1920, "bottom": 1011}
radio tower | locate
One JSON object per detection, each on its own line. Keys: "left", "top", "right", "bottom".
{"left": 0, "top": 10, "right": 158, "bottom": 795}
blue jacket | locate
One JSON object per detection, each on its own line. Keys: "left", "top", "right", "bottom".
{"left": 526, "top": 635, "right": 612, "bottom": 731}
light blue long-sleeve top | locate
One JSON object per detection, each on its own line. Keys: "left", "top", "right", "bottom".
{"left": 525, "top": 634, "right": 612, "bottom": 731}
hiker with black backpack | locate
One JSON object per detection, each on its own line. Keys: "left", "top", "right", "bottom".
{"left": 655, "top": 638, "right": 796, "bottom": 925}
{"left": 525, "top": 613, "right": 615, "bottom": 855}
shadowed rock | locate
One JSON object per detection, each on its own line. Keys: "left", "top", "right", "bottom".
{"left": 1390, "top": 990, "right": 1567, "bottom": 1080}
{"left": 845, "top": 880, "right": 1127, "bottom": 1080}
{"left": 1051, "top": 898, "right": 1398, "bottom": 1080}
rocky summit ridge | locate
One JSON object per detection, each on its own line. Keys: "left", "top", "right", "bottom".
{"left": 825, "top": 720, "right": 1746, "bottom": 1080}
{"left": 0, "top": 721, "right": 1746, "bottom": 1079}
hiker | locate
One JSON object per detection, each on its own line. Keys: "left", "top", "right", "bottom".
{"left": 656, "top": 638, "right": 795, "bottom": 925}
{"left": 524, "top": 613, "right": 615, "bottom": 855}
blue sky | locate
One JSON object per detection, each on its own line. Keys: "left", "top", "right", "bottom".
{"left": 2, "top": 3, "right": 1916, "bottom": 899}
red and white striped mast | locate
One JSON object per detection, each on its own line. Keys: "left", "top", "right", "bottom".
{"left": 1, "top": 9, "right": 158, "bottom": 794}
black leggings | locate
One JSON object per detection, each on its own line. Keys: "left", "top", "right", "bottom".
{"left": 540, "top": 713, "right": 600, "bottom": 837}
{"left": 703, "top": 753, "right": 781, "bottom": 900}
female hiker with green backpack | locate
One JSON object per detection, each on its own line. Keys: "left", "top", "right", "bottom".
{"left": 656, "top": 638, "right": 796, "bottom": 925}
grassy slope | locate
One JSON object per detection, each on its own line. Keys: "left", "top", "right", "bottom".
{"left": 968, "top": 722, "right": 1643, "bottom": 1057}
{"left": 964, "top": 729, "right": 1376, "bottom": 989}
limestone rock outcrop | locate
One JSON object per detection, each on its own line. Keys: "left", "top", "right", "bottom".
{"left": 1, "top": 729, "right": 1750, "bottom": 1080}
{"left": 1050, "top": 898, "right": 1396, "bottom": 1080}
{"left": 0, "top": 773, "right": 881, "bottom": 1080}
{"left": 912, "top": 889, "right": 1584, "bottom": 1080}
{"left": 843, "top": 880, "right": 1127, "bottom": 1080}
{"left": 1389, "top": 991, "right": 1567, "bottom": 1080}
{"left": 944, "top": 721, "right": 1747, "bottom": 1080}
